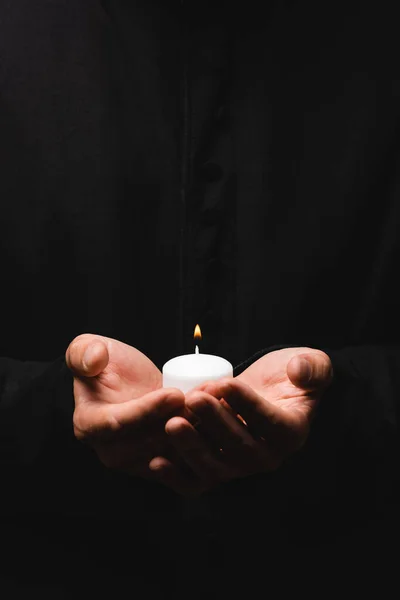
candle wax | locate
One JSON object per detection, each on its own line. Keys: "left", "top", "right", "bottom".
{"left": 162, "top": 353, "right": 233, "bottom": 394}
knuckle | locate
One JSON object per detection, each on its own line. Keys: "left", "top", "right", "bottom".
{"left": 186, "top": 390, "right": 203, "bottom": 405}
{"left": 154, "top": 394, "right": 183, "bottom": 419}
{"left": 72, "top": 409, "right": 91, "bottom": 441}
{"left": 186, "top": 392, "right": 213, "bottom": 413}
{"left": 156, "top": 398, "right": 174, "bottom": 419}
{"left": 73, "top": 407, "right": 121, "bottom": 442}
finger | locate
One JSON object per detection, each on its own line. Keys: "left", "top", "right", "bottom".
{"left": 201, "top": 381, "right": 244, "bottom": 420}
{"left": 187, "top": 391, "right": 255, "bottom": 452}
{"left": 66, "top": 334, "right": 109, "bottom": 377}
{"left": 186, "top": 390, "right": 274, "bottom": 471}
{"left": 287, "top": 352, "right": 333, "bottom": 391}
{"left": 204, "top": 379, "right": 298, "bottom": 447}
{"left": 73, "top": 387, "right": 185, "bottom": 441}
{"left": 148, "top": 456, "right": 208, "bottom": 496}
{"left": 165, "top": 417, "right": 236, "bottom": 484}
{"left": 110, "top": 387, "right": 186, "bottom": 432}
{"left": 94, "top": 430, "right": 168, "bottom": 471}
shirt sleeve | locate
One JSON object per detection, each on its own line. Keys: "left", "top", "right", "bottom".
{"left": 305, "top": 344, "right": 399, "bottom": 506}
{"left": 0, "top": 356, "right": 73, "bottom": 468}
{"left": 0, "top": 356, "right": 103, "bottom": 513}
{"left": 231, "top": 344, "right": 400, "bottom": 534}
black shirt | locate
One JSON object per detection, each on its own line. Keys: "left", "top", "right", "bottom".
{"left": 0, "top": 1, "right": 399, "bottom": 597}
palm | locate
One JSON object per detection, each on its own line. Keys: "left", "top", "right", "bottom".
{"left": 68, "top": 334, "right": 162, "bottom": 408}
{"left": 237, "top": 347, "right": 330, "bottom": 433}
{"left": 66, "top": 334, "right": 185, "bottom": 476}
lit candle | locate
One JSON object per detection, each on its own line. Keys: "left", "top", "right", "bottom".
{"left": 162, "top": 324, "right": 233, "bottom": 394}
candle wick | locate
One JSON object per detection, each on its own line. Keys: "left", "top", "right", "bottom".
{"left": 195, "top": 345, "right": 199, "bottom": 355}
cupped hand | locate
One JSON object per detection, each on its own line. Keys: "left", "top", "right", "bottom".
{"left": 149, "top": 347, "right": 333, "bottom": 495}
{"left": 65, "top": 334, "right": 185, "bottom": 478}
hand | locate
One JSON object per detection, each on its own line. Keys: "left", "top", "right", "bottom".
{"left": 65, "top": 334, "right": 185, "bottom": 479}
{"left": 149, "top": 347, "right": 333, "bottom": 495}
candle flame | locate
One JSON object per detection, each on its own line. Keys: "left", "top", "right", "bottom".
{"left": 194, "top": 324, "right": 202, "bottom": 342}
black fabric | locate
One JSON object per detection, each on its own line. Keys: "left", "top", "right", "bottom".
{"left": 1, "top": 0, "right": 400, "bottom": 597}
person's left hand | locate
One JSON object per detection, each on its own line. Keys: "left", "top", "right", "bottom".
{"left": 149, "top": 347, "right": 333, "bottom": 495}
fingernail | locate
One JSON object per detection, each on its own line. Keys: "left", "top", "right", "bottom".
{"left": 82, "top": 345, "right": 97, "bottom": 371}
{"left": 298, "top": 357, "right": 312, "bottom": 382}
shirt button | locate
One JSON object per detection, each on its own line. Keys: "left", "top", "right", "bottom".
{"left": 198, "top": 162, "right": 224, "bottom": 183}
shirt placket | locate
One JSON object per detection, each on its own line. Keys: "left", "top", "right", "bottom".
{"left": 179, "top": 5, "right": 237, "bottom": 358}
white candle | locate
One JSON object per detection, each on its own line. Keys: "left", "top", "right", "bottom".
{"left": 162, "top": 325, "right": 233, "bottom": 394}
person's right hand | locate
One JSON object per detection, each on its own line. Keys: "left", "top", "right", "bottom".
{"left": 65, "top": 334, "right": 185, "bottom": 479}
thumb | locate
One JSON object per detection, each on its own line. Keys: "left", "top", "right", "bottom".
{"left": 287, "top": 351, "right": 333, "bottom": 391}
{"left": 65, "top": 334, "right": 109, "bottom": 378}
